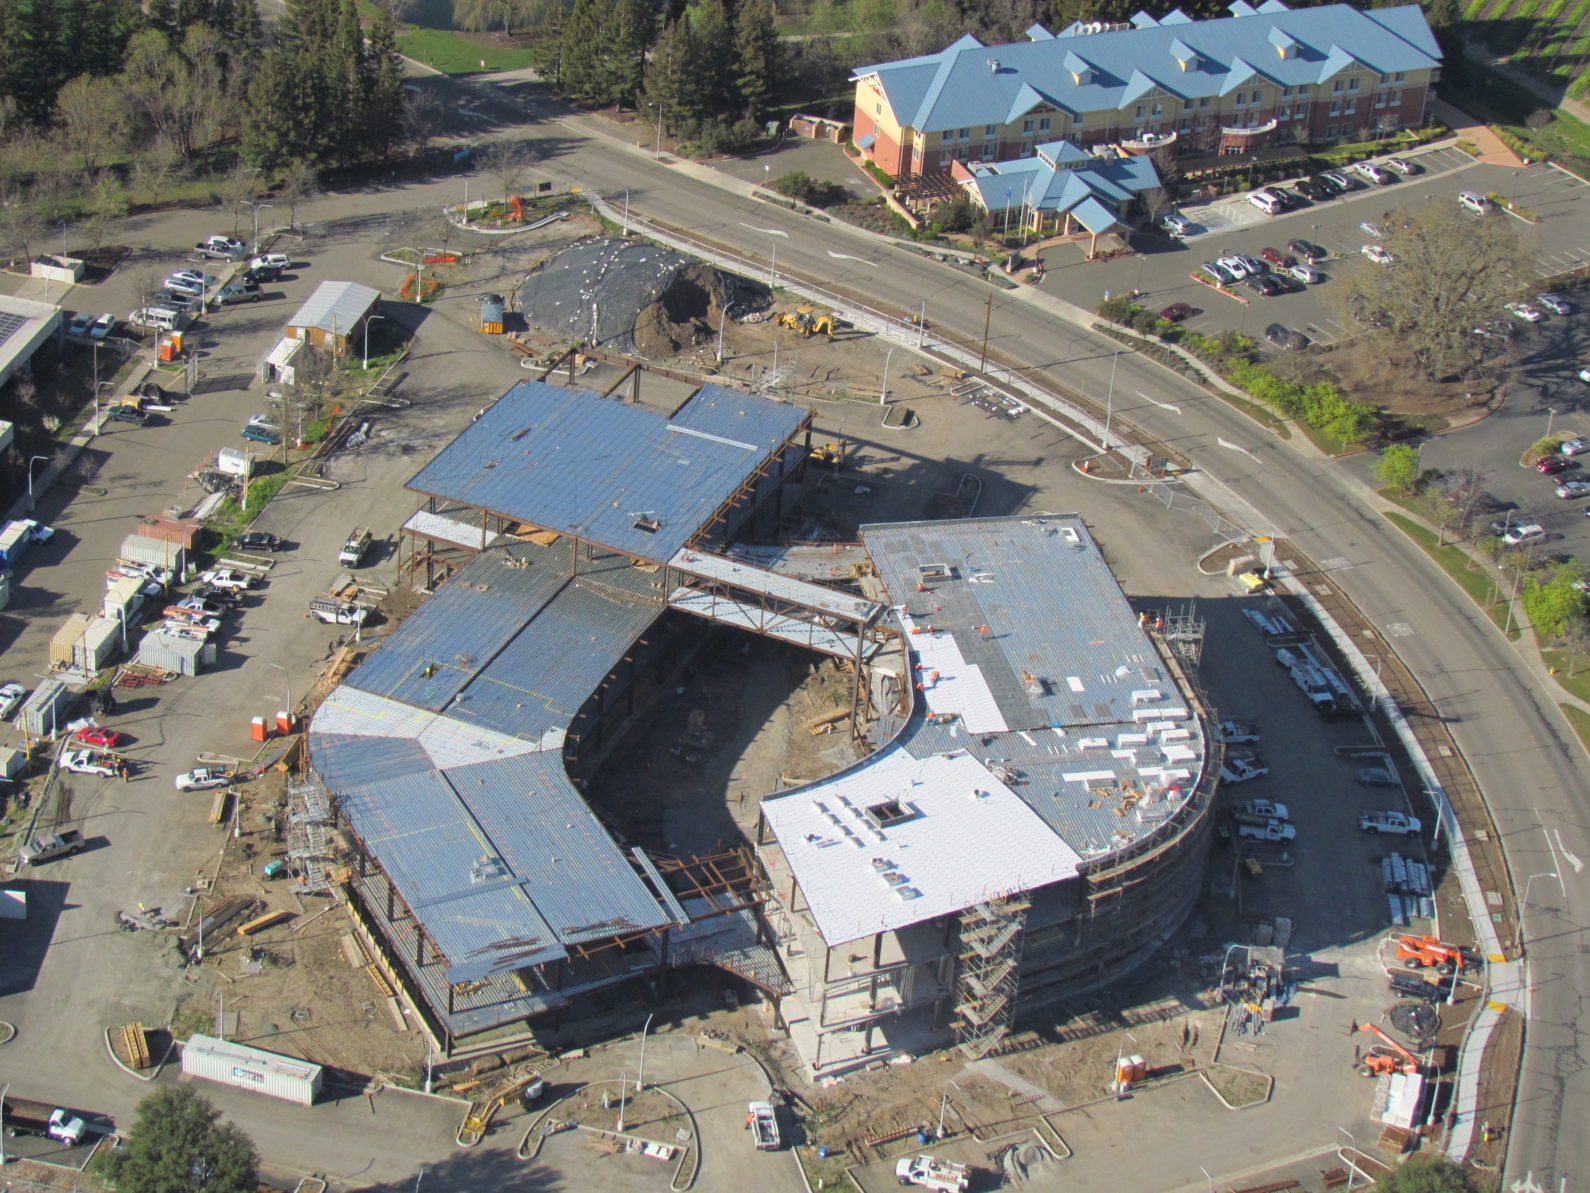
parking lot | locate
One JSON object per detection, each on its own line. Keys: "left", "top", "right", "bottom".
{"left": 1043, "top": 147, "right": 1590, "bottom": 350}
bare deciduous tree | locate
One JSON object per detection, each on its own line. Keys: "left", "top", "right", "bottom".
{"left": 481, "top": 139, "right": 539, "bottom": 203}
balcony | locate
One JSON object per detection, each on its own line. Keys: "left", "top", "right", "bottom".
{"left": 1120, "top": 130, "right": 1177, "bottom": 153}
{"left": 1220, "top": 118, "right": 1279, "bottom": 138}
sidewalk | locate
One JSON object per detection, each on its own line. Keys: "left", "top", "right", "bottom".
{"left": 1428, "top": 98, "right": 1526, "bottom": 166}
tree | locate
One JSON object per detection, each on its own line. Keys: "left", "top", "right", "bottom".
{"left": 1334, "top": 203, "right": 1527, "bottom": 383}
{"left": 55, "top": 74, "right": 131, "bottom": 171}
{"left": 104, "top": 1086, "right": 258, "bottom": 1193}
{"left": 1376, "top": 1157, "right": 1480, "bottom": 1193}
{"left": 1374, "top": 443, "right": 1421, "bottom": 495}
{"left": 481, "top": 139, "right": 538, "bottom": 201}
{"left": 556, "top": 0, "right": 607, "bottom": 98}
{"left": 1523, "top": 560, "right": 1587, "bottom": 644}
{"left": 277, "top": 159, "right": 319, "bottom": 229}
{"left": 732, "top": 0, "right": 779, "bottom": 122}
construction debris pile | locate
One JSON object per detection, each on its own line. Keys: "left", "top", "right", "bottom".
{"left": 518, "top": 238, "right": 754, "bottom": 357}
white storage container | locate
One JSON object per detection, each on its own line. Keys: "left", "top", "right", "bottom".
{"left": 135, "top": 630, "right": 213, "bottom": 676}
{"left": 77, "top": 616, "right": 124, "bottom": 671}
{"left": 181, "top": 1034, "right": 323, "bottom": 1106}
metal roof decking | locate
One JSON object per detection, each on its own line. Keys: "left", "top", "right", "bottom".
{"left": 404, "top": 380, "right": 807, "bottom": 563}
{"left": 667, "top": 589, "right": 882, "bottom": 660}
{"left": 668, "top": 548, "right": 882, "bottom": 622}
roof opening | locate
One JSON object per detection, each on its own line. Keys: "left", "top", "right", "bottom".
{"left": 864, "top": 799, "right": 915, "bottom": 828}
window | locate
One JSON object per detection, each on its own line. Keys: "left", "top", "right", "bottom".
{"left": 1134, "top": 104, "right": 1144, "bottom": 118}
{"left": 1326, "top": 123, "right": 1337, "bottom": 137}
{"left": 1395, "top": 71, "right": 1405, "bottom": 82}
{"left": 1348, "top": 77, "right": 1359, "bottom": 91}
{"left": 957, "top": 147, "right": 969, "bottom": 160}
{"left": 985, "top": 124, "right": 997, "bottom": 136}
{"left": 1021, "top": 140, "right": 1032, "bottom": 155}
{"left": 1391, "top": 90, "right": 1402, "bottom": 105}
{"left": 1378, "top": 73, "right": 1389, "bottom": 85}
{"left": 1199, "top": 96, "right": 1210, "bottom": 108}
{"left": 1329, "top": 101, "right": 1340, "bottom": 116}
{"left": 1345, "top": 98, "right": 1357, "bottom": 114}
{"left": 1073, "top": 112, "right": 1084, "bottom": 125}
{"left": 1151, "top": 103, "right": 1162, "bottom": 117}
{"left": 958, "top": 127, "right": 969, "bottom": 141}
{"left": 1022, "top": 118, "right": 1034, "bottom": 133}
{"left": 1375, "top": 93, "right": 1387, "bottom": 108}
{"left": 1276, "top": 104, "right": 1288, "bottom": 120}
{"left": 1280, "top": 85, "right": 1291, "bottom": 97}
{"left": 874, "top": 102, "right": 882, "bottom": 116}
{"left": 1038, "top": 116, "right": 1051, "bottom": 131}
{"left": 940, "top": 152, "right": 952, "bottom": 167}
{"left": 1333, "top": 79, "right": 1343, "bottom": 93}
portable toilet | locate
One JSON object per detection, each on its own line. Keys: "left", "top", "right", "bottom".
{"left": 479, "top": 293, "right": 504, "bottom": 334}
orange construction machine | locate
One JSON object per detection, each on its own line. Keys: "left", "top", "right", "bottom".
{"left": 1356, "top": 1023, "right": 1426, "bottom": 1077}
{"left": 1396, "top": 935, "right": 1479, "bottom": 975}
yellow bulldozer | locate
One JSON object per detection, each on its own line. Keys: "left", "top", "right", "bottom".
{"left": 776, "top": 305, "right": 839, "bottom": 341}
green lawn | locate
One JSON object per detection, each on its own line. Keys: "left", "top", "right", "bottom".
{"left": 396, "top": 28, "right": 539, "bottom": 73}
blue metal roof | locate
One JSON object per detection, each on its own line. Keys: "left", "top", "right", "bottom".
{"left": 405, "top": 380, "right": 806, "bottom": 563}
{"left": 964, "top": 152, "right": 1159, "bottom": 217}
{"left": 854, "top": 3, "right": 1438, "bottom": 134}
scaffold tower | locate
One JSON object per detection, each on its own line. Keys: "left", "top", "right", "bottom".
{"left": 1159, "top": 602, "right": 1206, "bottom": 670}
{"left": 287, "top": 772, "right": 336, "bottom": 896}
{"left": 953, "top": 895, "right": 1030, "bottom": 1058}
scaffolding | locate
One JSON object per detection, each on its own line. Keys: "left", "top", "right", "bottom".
{"left": 953, "top": 895, "right": 1030, "bottom": 1058}
{"left": 1159, "top": 602, "right": 1207, "bottom": 671}
{"left": 286, "top": 772, "right": 336, "bottom": 896}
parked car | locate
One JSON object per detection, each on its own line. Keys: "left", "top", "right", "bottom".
{"left": 1158, "top": 302, "right": 1194, "bottom": 322}
{"left": 1536, "top": 455, "right": 1571, "bottom": 474}
{"left": 1247, "top": 190, "right": 1284, "bottom": 215}
{"left": 1359, "top": 810, "right": 1422, "bottom": 836}
{"left": 1503, "top": 522, "right": 1547, "bottom": 545}
{"left": 250, "top": 253, "right": 291, "bottom": 271}
{"left": 1356, "top": 765, "right": 1399, "bottom": 786}
{"left": 1218, "top": 255, "right": 1254, "bottom": 280}
{"left": 1310, "top": 172, "right": 1346, "bottom": 195}
{"left": 0, "top": 682, "right": 26, "bottom": 720}
{"left": 1359, "top": 219, "right": 1389, "bottom": 238}
{"left": 1538, "top": 293, "right": 1574, "bottom": 316}
{"left": 175, "top": 766, "right": 232, "bottom": 792}
{"left": 169, "top": 270, "right": 217, "bottom": 289}
{"left": 241, "top": 422, "right": 280, "bottom": 444}
{"left": 1265, "top": 323, "right": 1309, "bottom": 349}
{"left": 106, "top": 405, "right": 149, "bottom": 426}
{"left": 67, "top": 313, "right": 93, "bottom": 338}
{"left": 1555, "top": 479, "right": 1590, "bottom": 499}
{"left": 234, "top": 531, "right": 282, "bottom": 553}
{"left": 1288, "top": 238, "right": 1326, "bottom": 261}
{"left": 89, "top": 313, "right": 116, "bottom": 340}
{"left": 199, "top": 568, "right": 255, "bottom": 591}
{"left": 74, "top": 726, "right": 124, "bottom": 748}
{"left": 1361, "top": 245, "right": 1394, "bottom": 265}
{"left": 1292, "top": 178, "right": 1328, "bottom": 201}
{"left": 1247, "top": 275, "right": 1283, "bottom": 297}
{"left": 1507, "top": 302, "right": 1544, "bottom": 323}
{"left": 1158, "top": 211, "right": 1191, "bottom": 236}
{"left": 162, "top": 276, "right": 205, "bottom": 298}
{"left": 176, "top": 596, "right": 226, "bottom": 617}
{"left": 1320, "top": 170, "right": 1353, "bottom": 191}
{"left": 199, "top": 584, "right": 245, "bottom": 607}
{"left": 1353, "top": 161, "right": 1392, "bottom": 185}
{"left": 1215, "top": 720, "right": 1261, "bottom": 743}
{"left": 1386, "top": 156, "right": 1418, "bottom": 175}
{"left": 1220, "top": 753, "right": 1269, "bottom": 784}
{"left": 1200, "top": 262, "right": 1234, "bottom": 286}
{"left": 1459, "top": 191, "right": 1492, "bottom": 214}
{"left": 1560, "top": 438, "right": 1588, "bottom": 456}
{"left": 1259, "top": 247, "right": 1294, "bottom": 268}
{"left": 1288, "top": 263, "right": 1321, "bottom": 284}
{"left": 1232, "top": 253, "right": 1263, "bottom": 274}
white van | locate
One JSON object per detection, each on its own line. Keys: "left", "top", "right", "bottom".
{"left": 1246, "top": 190, "right": 1283, "bottom": 215}
{"left": 1458, "top": 191, "right": 1492, "bottom": 215}
{"left": 128, "top": 306, "right": 187, "bottom": 332}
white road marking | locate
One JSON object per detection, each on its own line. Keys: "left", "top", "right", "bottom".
{"left": 1553, "top": 828, "right": 1582, "bottom": 874}
{"left": 1216, "top": 436, "right": 1259, "bottom": 461}
{"left": 1135, "top": 390, "right": 1182, "bottom": 414}
{"left": 1385, "top": 622, "right": 1414, "bottom": 638}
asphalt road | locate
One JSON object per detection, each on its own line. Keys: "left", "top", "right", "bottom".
{"left": 3, "top": 64, "right": 1584, "bottom": 1189}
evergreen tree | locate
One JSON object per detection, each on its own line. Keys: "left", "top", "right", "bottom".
{"left": 105, "top": 1087, "right": 257, "bottom": 1193}
{"left": 684, "top": 0, "right": 736, "bottom": 119}
{"left": 606, "top": 0, "right": 655, "bottom": 108}
{"left": 365, "top": 2, "right": 406, "bottom": 158}
{"left": 732, "top": 0, "right": 777, "bottom": 121}
{"left": 558, "top": 0, "right": 608, "bottom": 101}
{"left": 10, "top": 0, "right": 65, "bottom": 123}
{"left": 241, "top": 51, "right": 301, "bottom": 172}
{"left": 643, "top": 16, "right": 696, "bottom": 127}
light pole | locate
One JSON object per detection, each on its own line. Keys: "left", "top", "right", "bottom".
{"left": 95, "top": 380, "right": 115, "bottom": 436}
{"left": 622, "top": 188, "right": 630, "bottom": 237}
{"left": 268, "top": 661, "right": 292, "bottom": 722}
{"left": 1199, "top": 1165, "right": 1213, "bottom": 1193}
{"left": 616, "top": 1073, "right": 628, "bottom": 1133}
{"left": 363, "top": 314, "right": 387, "bottom": 371}
{"left": 1547, "top": 407, "right": 1558, "bottom": 439}
{"left": 650, "top": 103, "right": 663, "bottom": 158}
{"left": 1518, "top": 871, "right": 1560, "bottom": 952}
{"left": 1503, "top": 564, "right": 1523, "bottom": 635}
{"left": 881, "top": 345, "right": 896, "bottom": 406}
{"left": 715, "top": 305, "right": 727, "bottom": 363}
{"left": 27, "top": 455, "right": 49, "bottom": 503}
{"left": 246, "top": 201, "right": 274, "bottom": 255}
{"left": 1338, "top": 1127, "right": 1362, "bottom": 1189}
{"left": 0, "top": 1081, "right": 9, "bottom": 1167}
{"left": 936, "top": 1079, "right": 960, "bottom": 1138}
{"left": 635, "top": 1012, "right": 654, "bottom": 1092}
{"left": 1103, "top": 351, "right": 1120, "bottom": 452}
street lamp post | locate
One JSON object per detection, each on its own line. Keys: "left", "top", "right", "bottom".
{"left": 1103, "top": 351, "right": 1120, "bottom": 453}
{"left": 1518, "top": 871, "right": 1560, "bottom": 952}
{"left": 635, "top": 1012, "right": 654, "bottom": 1092}
{"left": 268, "top": 661, "right": 293, "bottom": 723}
{"left": 1338, "top": 1127, "right": 1362, "bottom": 1189}
{"left": 651, "top": 103, "right": 663, "bottom": 158}
{"left": 616, "top": 1073, "right": 628, "bottom": 1133}
{"left": 1547, "top": 407, "right": 1558, "bottom": 439}
{"left": 246, "top": 202, "right": 274, "bottom": 255}
{"left": 881, "top": 345, "right": 896, "bottom": 406}
{"left": 363, "top": 314, "right": 387, "bottom": 372}
{"left": 95, "top": 380, "right": 114, "bottom": 436}
{"left": 27, "top": 455, "right": 49, "bottom": 504}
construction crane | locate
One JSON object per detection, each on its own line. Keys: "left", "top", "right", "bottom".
{"left": 1395, "top": 934, "right": 1477, "bottom": 974}
{"left": 1355, "top": 1023, "right": 1426, "bottom": 1077}
{"left": 457, "top": 1071, "right": 548, "bottom": 1146}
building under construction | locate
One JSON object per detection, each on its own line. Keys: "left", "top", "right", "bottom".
{"left": 304, "top": 376, "right": 1216, "bottom": 1065}
{"left": 755, "top": 516, "right": 1220, "bottom": 1074}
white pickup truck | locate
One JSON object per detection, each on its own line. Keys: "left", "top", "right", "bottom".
{"left": 1215, "top": 720, "right": 1261, "bottom": 744}
{"left": 1220, "top": 753, "right": 1269, "bottom": 784}
{"left": 1233, "top": 799, "right": 1290, "bottom": 825}
{"left": 747, "top": 1101, "right": 779, "bottom": 1150}
{"left": 895, "top": 1155, "right": 970, "bottom": 1192}
{"left": 1237, "top": 819, "right": 1296, "bottom": 843}
{"left": 1358, "top": 810, "right": 1422, "bottom": 836}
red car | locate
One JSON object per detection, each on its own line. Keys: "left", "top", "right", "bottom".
{"left": 1158, "top": 302, "right": 1194, "bottom": 322}
{"left": 74, "top": 727, "right": 123, "bottom": 748}
{"left": 1537, "top": 455, "right": 1571, "bottom": 474}
{"left": 1259, "top": 247, "right": 1296, "bottom": 269}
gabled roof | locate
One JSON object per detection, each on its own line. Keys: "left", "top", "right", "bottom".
{"left": 964, "top": 152, "right": 1159, "bottom": 218}
{"left": 853, "top": 3, "right": 1438, "bottom": 133}
{"left": 287, "top": 280, "right": 380, "bottom": 336}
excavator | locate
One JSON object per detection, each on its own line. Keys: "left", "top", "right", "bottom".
{"left": 1356, "top": 1023, "right": 1427, "bottom": 1077}
{"left": 775, "top": 305, "right": 839, "bottom": 341}
{"left": 1396, "top": 934, "right": 1480, "bottom": 975}
{"left": 457, "top": 1070, "right": 548, "bottom": 1145}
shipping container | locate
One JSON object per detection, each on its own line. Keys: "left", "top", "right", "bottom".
{"left": 135, "top": 630, "right": 213, "bottom": 676}
{"left": 76, "top": 616, "right": 124, "bottom": 672}
{"left": 103, "top": 576, "right": 148, "bottom": 623}
{"left": 119, "top": 533, "right": 186, "bottom": 571}
{"left": 479, "top": 293, "right": 505, "bottom": 334}
{"left": 20, "top": 677, "right": 74, "bottom": 739}
{"left": 0, "top": 746, "right": 25, "bottom": 779}
{"left": 181, "top": 1034, "right": 323, "bottom": 1106}
{"left": 49, "top": 613, "right": 91, "bottom": 668}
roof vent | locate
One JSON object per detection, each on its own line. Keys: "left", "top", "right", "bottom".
{"left": 470, "top": 855, "right": 509, "bottom": 884}
{"left": 987, "top": 57, "right": 1002, "bottom": 72}
{"left": 863, "top": 799, "right": 914, "bottom": 829}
